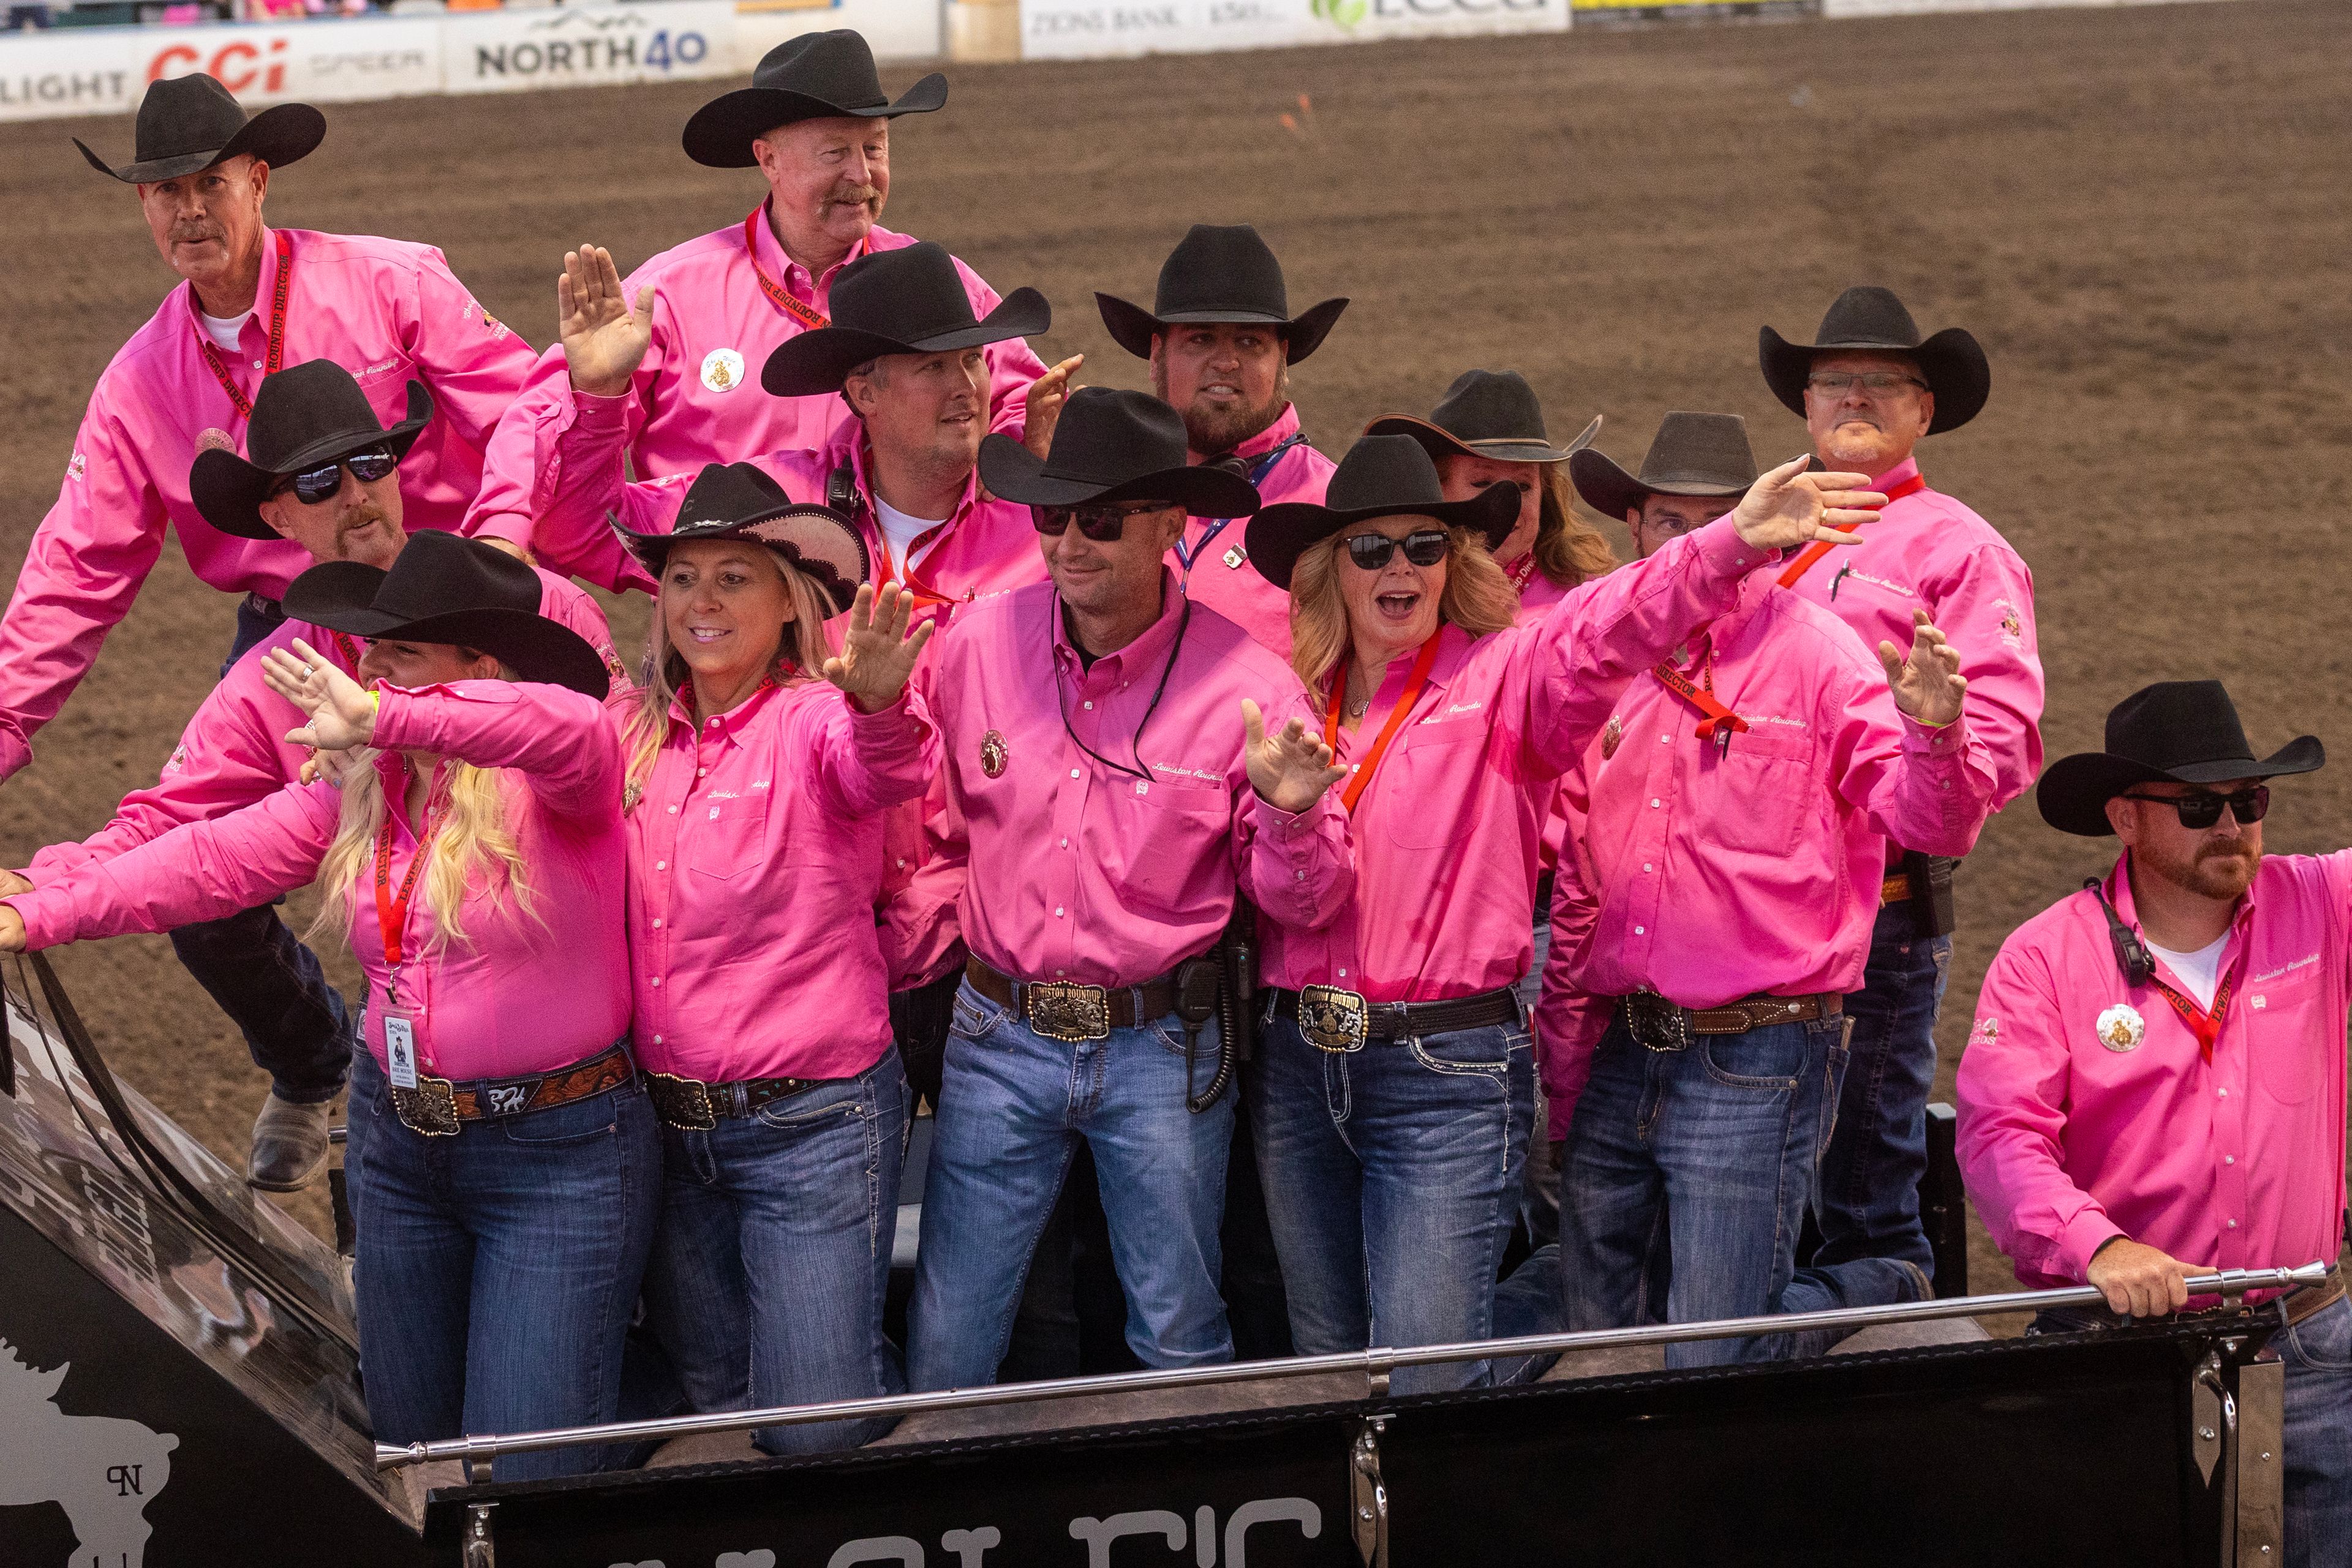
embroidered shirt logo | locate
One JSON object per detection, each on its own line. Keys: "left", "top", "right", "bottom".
{"left": 701, "top": 349, "right": 745, "bottom": 393}
{"left": 1600, "top": 715, "right": 1624, "bottom": 760}
{"left": 2095, "top": 1004, "right": 2146, "bottom": 1052}
{"left": 979, "top": 729, "right": 1008, "bottom": 778}
{"left": 66, "top": 452, "right": 87, "bottom": 482}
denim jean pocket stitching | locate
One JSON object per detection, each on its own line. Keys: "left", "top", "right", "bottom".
{"left": 1408, "top": 1033, "right": 1510, "bottom": 1076}
{"left": 499, "top": 1093, "right": 624, "bottom": 1145}
{"left": 2285, "top": 1305, "right": 2352, "bottom": 1372}
{"left": 949, "top": 993, "right": 1008, "bottom": 1042}
{"left": 1699, "top": 1038, "right": 1802, "bottom": 1091}
{"left": 753, "top": 1090, "right": 866, "bottom": 1131}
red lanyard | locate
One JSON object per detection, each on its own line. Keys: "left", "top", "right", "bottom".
{"left": 327, "top": 630, "right": 363, "bottom": 671}
{"left": 1505, "top": 553, "right": 1539, "bottom": 593}
{"left": 195, "top": 230, "right": 293, "bottom": 422}
{"left": 373, "top": 779, "right": 446, "bottom": 1000}
{"left": 1775, "top": 470, "right": 1928, "bottom": 589}
{"left": 1652, "top": 644, "right": 1748, "bottom": 747}
{"left": 2151, "top": 970, "right": 2236, "bottom": 1066}
{"left": 742, "top": 207, "right": 832, "bottom": 332}
{"left": 1323, "top": 632, "right": 1442, "bottom": 815}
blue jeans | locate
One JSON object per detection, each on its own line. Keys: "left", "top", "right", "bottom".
{"left": 345, "top": 1047, "right": 660, "bottom": 1480}
{"left": 1815, "top": 900, "right": 1949, "bottom": 1279}
{"left": 1250, "top": 1009, "right": 1533, "bottom": 1395}
{"left": 908, "top": 981, "right": 1235, "bottom": 1389}
{"left": 174, "top": 592, "right": 350, "bottom": 1104}
{"left": 1559, "top": 1010, "right": 1856, "bottom": 1368}
{"left": 640, "top": 1054, "right": 908, "bottom": 1455}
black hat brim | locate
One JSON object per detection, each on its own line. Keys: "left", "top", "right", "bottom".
{"left": 680, "top": 72, "right": 947, "bottom": 169}
{"left": 1365, "top": 412, "right": 1600, "bottom": 469}
{"left": 281, "top": 571, "right": 609, "bottom": 701}
{"left": 1244, "top": 481, "right": 1520, "bottom": 592}
{"left": 2035, "top": 737, "right": 2326, "bottom": 837}
{"left": 1095, "top": 293, "right": 1350, "bottom": 363}
{"left": 761, "top": 286, "right": 1050, "bottom": 397}
{"left": 1758, "top": 323, "right": 1989, "bottom": 435}
{"left": 976, "top": 433, "right": 1262, "bottom": 518}
{"left": 76, "top": 101, "right": 325, "bottom": 185}
{"left": 609, "top": 504, "right": 869, "bottom": 616}
{"left": 189, "top": 380, "right": 434, "bottom": 541}
{"left": 1567, "top": 445, "right": 1749, "bottom": 521}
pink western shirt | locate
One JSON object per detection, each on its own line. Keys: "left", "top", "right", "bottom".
{"left": 1169, "top": 407, "right": 1335, "bottom": 663}
{"left": 23, "top": 568, "right": 620, "bottom": 884}
{"left": 7, "top": 681, "right": 629, "bottom": 1083}
{"left": 622, "top": 677, "right": 938, "bottom": 1084}
{"left": 466, "top": 213, "right": 1047, "bottom": 572}
{"left": 1958, "top": 852, "right": 2350, "bottom": 1293}
{"left": 913, "top": 576, "right": 1352, "bottom": 989}
{"left": 1778, "top": 456, "right": 2043, "bottom": 828}
{"left": 0, "top": 227, "right": 538, "bottom": 782}
{"left": 1260, "top": 516, "right": 1782, "bottom": 1004}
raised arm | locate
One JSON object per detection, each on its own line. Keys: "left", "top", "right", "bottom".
{"left": 1826, "top": 611, "right": 1997, "bottom": 857}
{"left": 402, "top": 247, "right": 540, "bottom": 456}
{"left": 810, "top": 584, "right": 941, "bottom": 818}
{"left": 1235, "top": 688, "right": 1354, "bottom": 930}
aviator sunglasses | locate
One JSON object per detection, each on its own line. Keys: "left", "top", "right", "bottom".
{"left": 273, "top": 445, "right": 399, "bottom": 506}
{"left": 1031, "top": 500, "right": 1173, "bottom": 542}
{"left": 1343, "top": 529, "right": 1450, "bottom": 571}
{"left": 2117, "top": 785, "right": 2271, "bottom": 830}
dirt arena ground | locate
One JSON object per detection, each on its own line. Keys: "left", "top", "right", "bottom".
{"left": 2, "top": 0, "right": 2348, "bottom": 1302}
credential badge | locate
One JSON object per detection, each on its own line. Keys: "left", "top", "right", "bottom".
{"left": 195, "top": 428, "right": 234, "bottom": 455}
{"left": 701, "top": 348, "right": 745, "bottom": 393}
{"left": 1223, "top": 545, "right": 1248, "bottom": 570}
{"left": 979, "top": 729, "right": 1008, "bottom": 779}
{"left": 2096, "top": 1003, "right": 2146, "bottom": 1052}
{"left": 1600, "top": 715, "right": 1624, "bottom": 761}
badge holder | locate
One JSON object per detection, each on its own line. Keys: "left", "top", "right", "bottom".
{"left": 383, "top": 990, "right": 458, "bottom": 1137}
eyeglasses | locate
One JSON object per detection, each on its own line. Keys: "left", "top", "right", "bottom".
{"left": 273, "top": 445, "right": 399, "bottom": 505}
{"left": 2118, "top": 786, "right": 2271, "bottom": 830}
{"left": 1032, "top": 500, "right": 1172, "bottom": 542}
{"left": 1343, "top": 530, "right": 1450, "bottom": 571}
{"left": 1805, "top": 372, "right": 1929, "bottom": 398}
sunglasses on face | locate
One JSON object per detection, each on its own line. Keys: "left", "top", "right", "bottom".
{"left": 2119, "top": 785, "right": 2271, "bottom": 830}
{"left": 274, "top": 445, "right": 399, "bottom": 506}
{"left": 1031, "top": 500, "right": 1171, "bottom": 542}
{"left": 1343, "top": 530, "right": 1450, "bottom": 571}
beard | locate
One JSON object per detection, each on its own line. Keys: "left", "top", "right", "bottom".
{"left": 331, "top": 505, "right": 396, "bottom": 560}
{"left": 1156, "top": 363, "right": 1289, "bottom": 458}
{"left": 2141, "top": 834, "right": 2262, "bottom": 902}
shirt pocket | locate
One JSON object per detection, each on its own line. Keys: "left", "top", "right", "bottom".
{"left": 1708, "top": 728, "right": 1815, "bottom": 856}
{"left": 2245, "top": 967, "right": 2325, "bottom": 1105}
{"left": 682, "top": 787, "right": 774, "bottom": 881}
{"left": 1104, "top": 775, "right": 1230, "bottom": 914}
{"left": 1382, "top": 728, "right": 1485, "bottom": 850}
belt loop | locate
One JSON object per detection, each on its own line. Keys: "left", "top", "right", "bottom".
{"left": 728, "top": 1082, "right": 748, "bottom": 1118}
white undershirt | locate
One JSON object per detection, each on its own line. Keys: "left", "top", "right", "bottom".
{"left": 198, "top": 309, "right": 251, "bottom": 351}
{"left": 872, "top": 497, "right": 944, "bottom": 581}
{"left": 2146, "top": 930, "right": 2231, "bottom": 1009}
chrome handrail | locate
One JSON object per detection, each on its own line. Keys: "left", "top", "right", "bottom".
{"left": 374, "top": 1262, "right": 2325, "bottom": 1472}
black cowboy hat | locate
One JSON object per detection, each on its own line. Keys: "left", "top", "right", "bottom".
{"left": 282, "top": 531, "right": 608, "bottom": 699}
{"left": 190, "top": 359, "right": 434, "bottom": 541}
{"left": 1364, "top": 369, "right": 1602, "bottom": 467}
{"left": 1246, "top": 434, "right": 1518, "bottom": 591}
{"left": 1096, "top": 225, "right": 1349, "bottom": 364}
{"left": 1759, "top": 285, "right": 1989, "bottom": 435}
{"left": 682, "top": 30, "right": 946, "bottom": 169}
{"left": 977, "top": 388, "right": 1263, "bottom": 519}
{"left": 1570, "top": 412, "right": 1759, "bottom": 522}
{"left": 761, "top": 242, "right": 1049, "bottom": 397}
{"left": 77, "top": 72, "right": 324, "bottom": 184}
{"left": 2036, "top": 680, "right": 2324, "bottom": 838}
{"left": 611, "top": 463, "right": 869, "bottom": 616}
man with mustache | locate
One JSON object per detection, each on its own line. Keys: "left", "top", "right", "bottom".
{"left": 1959, "top": 681, "right": 2349, "bottom": 1566}
{"left": 1, "top": 361, "right": 619, "bottom": 1191}
{"left": 1757, "top": 287, "right": 2043, "bottom": 1325}
{"left": 1096, "top": 225, "right": 1346, "bottom": 662}
{"left": 466, "top": 31, "right": 1069, "bottom": 572}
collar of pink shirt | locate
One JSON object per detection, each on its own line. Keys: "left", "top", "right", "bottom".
{"left": 749, "top": 198, "right": 885, "bottom": 301}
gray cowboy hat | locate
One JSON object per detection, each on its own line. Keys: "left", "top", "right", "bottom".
{"left": 77, "top": 73, "right": 323, "bottom": 184}
{"left": 1569, "top": 412, "right": 1758, "bottom": 521}
{"left": 1364, "top": 370, "right": 1600, "bottom": 467}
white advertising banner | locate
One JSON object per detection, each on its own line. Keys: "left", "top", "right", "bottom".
{"left": 1017, "top": 0, "right": 1566, "bottom": 62}
{"left": 737, "top": 0, "right": 940, "bottom": 65}
{"left": 0, "top": 17, "right": 441, "bottom": 123}
{"left": 439, "top": 1, "right": 737, "bottom": 94}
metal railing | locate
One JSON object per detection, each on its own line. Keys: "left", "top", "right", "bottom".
{"left": 374, "top": 1262, "right": 2326, "bottom": 1475}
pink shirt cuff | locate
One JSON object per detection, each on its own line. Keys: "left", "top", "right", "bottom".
{"left": 1899, "top": 709, "right": 1970, "bottom": 754}
{"left": 571, "top": 389, "right": 633, "bottom": 432}
{"left": 466, "top": 510, "right": 533, "bottom": 547}
{"left": 2059, "top": 1208, "right": 2127, "bottom": 1283}
{"left": 0, "top": 731, "right": 31, "bottom": 783}
{"left": 1693, "top": 513, "right": 1781, "bottom": 579}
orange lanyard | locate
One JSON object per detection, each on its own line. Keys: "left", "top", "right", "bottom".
{"left": 1323, "top": 632, "right": 1442, "bottom": 815}
{"left": 2150, "top": 970, "right": 2237, "bottom": 1066}
{"left": 1776, "top": 470, "right": 1927, "bottom": 589}
{"left": 372, "top": 780, "right": 446, "bottom": 1002}
{"left": 195, "top": 230, "right": 293, "bottom": 421}
{"left": 1651, "top": 644, "right": 1748, "bottom": 749}
{"left": 741, "top": 206, "right": 831, "bottom": 332}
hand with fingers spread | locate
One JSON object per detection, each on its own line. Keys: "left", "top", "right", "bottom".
{"left": 262, "top": 638, "right": 379, "bottom": 752}
{"left": 1023, "top": 354, "right": 1086, "bottom": 460}
{"left": 823, "top": 583, "right": 936, "bottom": 714}
{"left": 2087, "top": 1237, "right": 2211, "bottom": 1318}
{"left": 1880, "top": 609, "right": 1969, "bottom": 728}
{"left": 559, "top": 244, "right": 655, "bottom": 399}
{"left": 1731, "top": 454, "right": 1886, "bottom": 555}
{"left": 1242, "top": 698, "right": 1349, "bottom": 813}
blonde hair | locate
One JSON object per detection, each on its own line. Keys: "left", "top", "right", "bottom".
{"left": 620, "top": 551, "right": 839, "bottom": 805}
{"left": 1533, "top": 466, "right": 1618, "bottom": 589}
{"left": 1287, "top": 525, "right": 1521, "bottom": 695}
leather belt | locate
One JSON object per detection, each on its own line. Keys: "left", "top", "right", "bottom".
{"left": 644, "top": 1069, "right": 841, "bottom": 1131}
{"left": 2283, "top": 1270, "right": 2346, "bottom": 1328}
{"left": 965, "top": 957, "right": 1174, "bottom": 1044}
{"left": 1270, "top": 985, "right": 1522, "bottom": 1052}
{"left": 1881, "top": 872, "right": 1913, "bottom": 905}
{"left": 390, "top": 1041, "right": 634, "bottom": 1137}
{"left": 1619, "top": 990, "right": 1841, "bottom": 1052}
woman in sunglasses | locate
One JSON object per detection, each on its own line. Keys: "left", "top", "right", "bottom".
{"left": 1238, "top": 433, "right": 1887, "bottom": 1390}
{"left": 0, "top": 534, "right": 647, "bottom": 1480}
{"left": 605, "top": 464, "right": 938, "bottom": 1457}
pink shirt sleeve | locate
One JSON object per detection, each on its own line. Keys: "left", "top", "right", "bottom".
{"left": 1932, "top": 541, "right": 2043, "bottom": 810}
{"left": 1955, "top": 933, "right": 2125, "bottom": 1283}
{"left": 1235, "top": 687, "right": 1355, "bottom": 933}
{"left": 370, "top": 681, "right": 620, "bottom": 826}
{"left": 524, "top": 388, "right": 669, "bottom": 595}
{"left": 1536, "top": 809, "right": 1611, "bottom": 1140}
{"left": 463, "top": 343, "right": 578, "bottom": 551}
{"left": 404, "top": 247, "right": 542, "bottom": 461}
{"left": 1822, "top": 658, "right": 1997, "bottom": 859}
{"left": 809, "top": 687, "right": 940, "bottom": 820}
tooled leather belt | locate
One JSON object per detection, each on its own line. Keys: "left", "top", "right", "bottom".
{"left": 644, "top": 1069, "right": 842, "bottom": 1131}
{"left": 965, "top": 957, "right": 1176, "bottom": 1043}
{"left": 390, "top": 1040, "right": 633, "bottom": 1137}
{"left": 1618, "top": 990, "right": 1841, "bottom": 1052}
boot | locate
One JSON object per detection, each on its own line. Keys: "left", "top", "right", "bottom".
{"left": 247, "top": 1092, "right": 331, "bottom": 1191}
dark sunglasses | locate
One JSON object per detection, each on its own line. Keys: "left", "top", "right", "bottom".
{"left": 1343, "top": 529, "right": 1450, "bottom": 571}
{"left": 1031, "top": 500, "right": 1172, "bottom": 542}
{"left": 274, "top": 445, "right": 399, "bottom": 506}
{"left": 2118, "top": 785, "right": 2270, "bottom": 830}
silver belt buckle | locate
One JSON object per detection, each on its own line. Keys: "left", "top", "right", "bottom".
{"left": 1026, "top": 981, "right": 1111, "bottom": 1043}
{"left": 1299, "top": 984, "right": 1371, "bottom": 1053}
